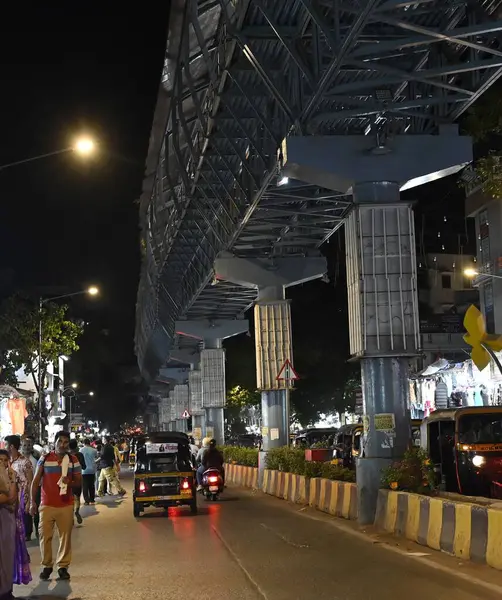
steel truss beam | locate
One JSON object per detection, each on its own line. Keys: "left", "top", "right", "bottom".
{"left": 136, "top": 0, "right": 502, "bottom": 379}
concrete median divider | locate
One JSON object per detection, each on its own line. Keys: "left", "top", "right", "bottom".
{"left": 375, "top": 489, "right": 502, "bottom": 570}
{"left": 225, "top": 464, "right": 358, "bottom": 521}
{"left": 308, "top": 477, "right": 358, "bottom": 520}
{"left": 225, "top": 463, "right": 259, "bottom": 489}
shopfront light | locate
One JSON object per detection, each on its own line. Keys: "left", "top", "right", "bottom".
{"left": 472, "top": 455, "right": 486, "bottom": 467}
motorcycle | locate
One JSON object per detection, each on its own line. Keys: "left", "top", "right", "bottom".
{"left": 201, "top": 467, "right": 224, "bottom": 501}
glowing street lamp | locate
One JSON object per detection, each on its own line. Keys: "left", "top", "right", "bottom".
{"left": 0, "top": 136, "right": 97, "bottom": 171}
{"left": 464, "top": 268, "right": 502, "bottom": 281}
{"left": 74, "top": 137, "right": 95, "bottom": 156}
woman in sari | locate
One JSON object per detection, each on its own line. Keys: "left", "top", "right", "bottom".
{"left": 0, "top": 449, "right": 17, "bottom": 600}
{"left": 13, "top": 473, "right": 32, "bottom": 586}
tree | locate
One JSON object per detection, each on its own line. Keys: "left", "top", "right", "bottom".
{"left": 0, "top": 294, "right": 83, "bottom": 422}
{"left": 227, "top": 385, "right": 260, "bottom": 408}
{"left": 225, "top": 384, "right": 261, "bottom": 438}
{"left": 461, "top": 85, "right": 502, "bottom": 198}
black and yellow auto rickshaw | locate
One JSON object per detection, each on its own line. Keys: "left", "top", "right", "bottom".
{"left": 333, "top": 419, "right": 422, "bottom": 469}
{"left": 293, "top": 428, "right": 338, "bottom": 447}
{"left": 421, "top": 407, "right": 502, "bottom": 498}
{"left": 331, "top": 424, "right": 362, "bottom": 468}
{"left": 133, "top": 432, "right": 197, "bottom": 517}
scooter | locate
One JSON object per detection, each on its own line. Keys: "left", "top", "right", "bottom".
{"left": 201, "top": 468, "right": 224, "bottom": 501}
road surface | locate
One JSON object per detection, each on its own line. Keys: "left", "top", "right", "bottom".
{"left": 15, "top": 473, "right": 502, "bottom": 600}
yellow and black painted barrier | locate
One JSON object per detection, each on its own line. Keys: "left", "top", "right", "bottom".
{"left": 226, "top": 465, "right": 358, "bottom": 521}
{"left": 375, "top": 489, "right": 502, "bottom": 569}
{"left": 224, "top": 463, "right": 259, "bottom": 489}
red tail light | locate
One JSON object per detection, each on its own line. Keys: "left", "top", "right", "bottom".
{"left": 208, "top": 476, "right": 219, "bottom": 483}
{"left": 181, "top": 479, "right": 190, "bottom": 490}
{"left": 138, "top": 480, "right": 146, "bottom": 493}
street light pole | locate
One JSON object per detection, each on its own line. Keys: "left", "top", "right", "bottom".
{"left": 37, "top": 287, "right": 99, "bottom": 442}
{"left": 38, "top": 297, "right": 43, "bottom": 443}
{"left": 0, "top": 138, "right": 96, "bottom": 172}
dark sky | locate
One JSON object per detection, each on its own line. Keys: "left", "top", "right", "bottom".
{"left": 0, "top": 6, "right": 170, "bottom": 424}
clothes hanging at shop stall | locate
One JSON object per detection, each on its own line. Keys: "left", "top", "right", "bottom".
{"left": 7, "top": 397, "right": 28, "bottom": 436}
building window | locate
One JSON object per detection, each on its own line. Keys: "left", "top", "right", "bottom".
{"left": 442, "top": 274, "right": 452, "bottom": 289}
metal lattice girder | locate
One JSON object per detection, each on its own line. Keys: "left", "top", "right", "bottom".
{"left": 136, "top": 0, "right": 502, "bottom": 379}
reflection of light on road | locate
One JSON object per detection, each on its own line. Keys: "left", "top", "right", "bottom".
{"left": 207, "top": 503, "right": 221, "bottom": 529}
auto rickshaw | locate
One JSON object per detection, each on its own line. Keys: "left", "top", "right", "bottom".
{"left": 332, "top": 419, "right": 422, "bottom": 468}
{"left": 420, "top": 407, "right": 502, "bottom": 497}
{"left": 133, "top": 432, "right": 197, "bottom": 517}
{"left": 331, "top": 424, "right": 362, "bottom": 468}
{"left": 293, "top": 428, "right": 338, "bottom": 447}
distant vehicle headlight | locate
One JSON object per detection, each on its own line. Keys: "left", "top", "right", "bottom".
{"left": 472, "top": 455, "right": 486, "bottom": 467}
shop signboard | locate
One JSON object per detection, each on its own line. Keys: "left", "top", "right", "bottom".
{"left": 420, "top": 314, "right": 463, "bottom": 334}
{"left": 145, "top": 442, "right": 178, "bottom": 454}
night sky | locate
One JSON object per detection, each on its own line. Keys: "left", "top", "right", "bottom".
{"left": 0, "top": 7, "right": 170, "bottom": 425}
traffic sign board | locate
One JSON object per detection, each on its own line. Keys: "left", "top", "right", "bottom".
{"left": 182, "top": 410, "right": 190, "bottom": 418}
{"left": 276, "top": 359, "right": 299, "bottom": 382}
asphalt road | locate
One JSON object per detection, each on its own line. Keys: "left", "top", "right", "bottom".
{"left": 14, "top": 472, "right": 502, "bottom": 600}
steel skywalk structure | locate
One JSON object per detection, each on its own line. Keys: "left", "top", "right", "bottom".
{"left": 136, "top": 0, "right": 502, "bottom": 380}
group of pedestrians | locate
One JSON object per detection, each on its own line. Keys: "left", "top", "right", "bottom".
{"left": 0, "top": 432, "right": 127, "bottom": 598}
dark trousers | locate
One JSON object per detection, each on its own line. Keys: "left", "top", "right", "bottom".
{"left": 24, "top": 512, "right": 33, "bottom": 539}
{"left": 82, "top": 474, "right": 96, "bottom": 503}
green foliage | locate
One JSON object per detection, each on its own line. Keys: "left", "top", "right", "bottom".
{"left": 266, "top": 447, "right": 306, "bottom": 474}
{"left": 0, "top": 350, "right": 23, "bottom": 386}
{"left": 0, "top": 294, "right": 83, "bottom": 394}
{"left": 222, "top": 446, "right": 258, "bottom": 467}
{"left": 264, "top": 446, "right": 356, "bottom": 482}
{"left": 381, "top": 447, "right": 436, "bottom": 494}
{"left": 474, "top": 154, "right": 502, "bottom": 198}
{"left": 463, "top": 89, "right": 502, "bottom": 142}
{"left": 227, "top": 385, "right": 260, "bottom": 408}
{"left": 460, "top": 87, "right": 502, "bottom": 199}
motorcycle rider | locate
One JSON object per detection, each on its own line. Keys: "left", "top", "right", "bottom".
{"left": 197, "top": 439, "right": 224, "bottom": 491}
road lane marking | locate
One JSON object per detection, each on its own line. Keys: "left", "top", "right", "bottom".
{"left": 296, "top": 508, "right": 502, "bottom": 596}
{"left": 260, "top": 523, "right": 309, "bottom": 548}
{"left": 212, "top": 526, "right": 269, "bottom": 600}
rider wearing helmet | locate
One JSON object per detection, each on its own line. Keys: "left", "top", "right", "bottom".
{"left": 196, "top": 439, "right": 224, "bottom": 490}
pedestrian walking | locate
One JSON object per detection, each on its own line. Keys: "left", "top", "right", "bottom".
{"left": 30, "top": 430, "right": 82, "bottom": 581}
{"left": 21, "top": 436, "right": 41, "bottom": 540}
{"left": 69, "top": 440, "right": 86, "bottom": 525}
{"left": 97, "top": 437, "right": 125, "bottom": 497}
{"left": 80, "top": 438, "right": 98, "bottom": 505}
{"left": 0, "top": 449, "right": 19, "bottom": 600}
{"left": 4, "top": 435, "right": 33, "bottom": 542}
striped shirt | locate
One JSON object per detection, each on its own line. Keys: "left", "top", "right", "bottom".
{"left": 38, "top": 452, "right": 81, "bottom": 508}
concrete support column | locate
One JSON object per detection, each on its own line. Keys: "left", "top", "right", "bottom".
{"left": 189, "top": 369, "right": 205, "bottom": 442}
{"left": 205, "top": 407, "right": 224, "bottom": 445}
{"left": 175, "top": 418, "right": 187, "bottom": 433}
{"left": 201, "top": 342, "right": 225, "bottom": 445}
{"left": 192, "top": 413, "right": 206, "bottom": 443}
{"left": 215, "top": 254, "right": 326, "bottom": 481}
{"left": 280, "top": 129, "right": 473, "bottom": 524}
{"left": 176, "top": 319, "right": 249, "bottom": 446}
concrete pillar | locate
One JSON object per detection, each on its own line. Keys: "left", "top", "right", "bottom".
{"left": 176, "top": 319, "right": 249, "bottom": 445}
{"left": 214, "top": 254, "right": 326, "bottom": 480}
{"left": 175, "top": 418, "right": 187, "bottom": 433}
{"left": 189, "top": 369, "right": 205, "bottom": 442}
{"left": 281, "top": 128, "right": 473, "bottom": 524}
{"left": 192, "top": 413, "right": 206, "bottom": 443}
